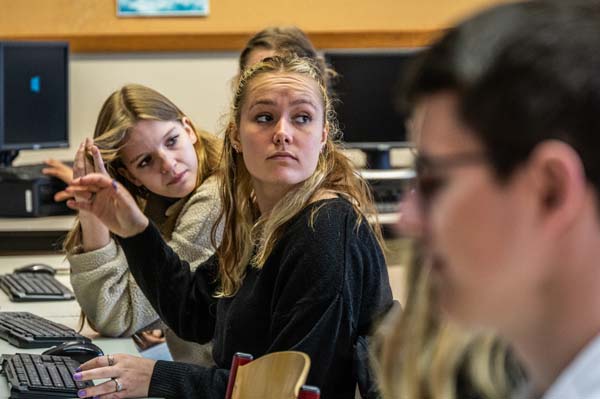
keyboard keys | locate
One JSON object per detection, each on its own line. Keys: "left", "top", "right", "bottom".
{"left": 0, "top": 273, "right": 75, "bottom": 302}
{"left": 0, "top": 312, "right": 90, "bottom": 348}
{"left": 1, "top": 353, "right": 94, "bottom": 397}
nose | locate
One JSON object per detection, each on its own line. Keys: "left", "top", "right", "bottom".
{"left": 395, "top": 189, "right": 426, "bottom": 238}
{"left": 158, "top": 151, "right": 175, "bottom": 175}
{"left": 273, "top": 118, "right": 292, "bottom": 146}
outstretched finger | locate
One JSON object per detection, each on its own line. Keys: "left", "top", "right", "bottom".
{"left": 65, "top": 185, "right": 103, "bottom": 194}
{"left": 74, "top": 142, "right": 86, "bottom": 175}
{"left": 91, "top": 145, "right": 109, "bottom": 175}
{"left": 54, "top": 189, "right": 74, "bottom": 202}
{"left": 73, "top": 173, "right": 116, "bottom": 188}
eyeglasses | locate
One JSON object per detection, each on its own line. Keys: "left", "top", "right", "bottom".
{"left": 411, "top": 150, "right": 488, "bottom": 210}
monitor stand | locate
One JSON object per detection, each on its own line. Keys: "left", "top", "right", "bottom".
{"left": 363, "top": 149, "right": 391, "bottom": 170}
{"left": 0, "top": 150, "right": 19, "bottom": 167}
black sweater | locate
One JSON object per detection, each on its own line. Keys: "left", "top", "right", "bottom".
{"left": 119, "top": 198, "right": 393, "bottom": 399}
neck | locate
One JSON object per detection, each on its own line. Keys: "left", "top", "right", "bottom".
{"left": 253, "top": 182, "right": 295, "bottom": 215}
{"left": 509, "top": 220, "right": 600, "bottom": 395}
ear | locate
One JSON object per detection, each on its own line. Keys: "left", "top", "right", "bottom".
{"left": 117, "top": 167, "right": 142, "bottom": 187}
{"left": 181, "top": 117, "right": 197, "bottom": 145}
{"left": 527, "top": 140, "right": 587, "bottom": 233}
{"left": 229, "top": 122, "right": 242, "bottom": 152}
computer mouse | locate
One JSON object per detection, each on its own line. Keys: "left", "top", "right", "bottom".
{"left": 14, "top": 263, "right": 56, "bottom": 275}
{"left": 41, "top": 340, "right": 104, "bottom": 364}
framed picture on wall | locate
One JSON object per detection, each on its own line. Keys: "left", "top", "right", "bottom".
{"left": 117, "top": 0, "right": 209, "bottom": 17}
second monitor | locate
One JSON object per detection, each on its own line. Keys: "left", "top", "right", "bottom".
{"left": 325, "top": 50, "right": 419, "bottom": 169}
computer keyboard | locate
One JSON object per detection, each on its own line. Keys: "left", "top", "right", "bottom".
{"left": 1, "top": 353, "right": 93, "bottom": 398}
{"left": 0, "top": 164, "right": 50, "bottom": 181}
{"left": 0, "top": 162, "right": 73, "bottom": 182}
{"left": 0, "top": 312, "right": 90, "bottom": 349}
{"left": 375, "top": 201, "right": 401, "bottom": 214}
{"left": 0, "top": 273, "right": 75, "bottom": 302}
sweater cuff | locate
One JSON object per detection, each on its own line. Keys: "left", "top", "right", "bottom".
{"left": 117, "top": 221, "right": 161, "bottom": 250}
{"left": 150, "top": 360, "right": 195, "bottom": 397}
{"left": 67, "top": 239, "right": 118, "bottom": 272}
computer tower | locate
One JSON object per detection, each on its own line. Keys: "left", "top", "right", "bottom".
{"left": 0, "top": 175, "right": 72, "bottom": 217}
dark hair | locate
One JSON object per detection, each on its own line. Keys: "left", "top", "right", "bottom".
{"left": 405, "top": 0, "right": 600, "bottom": 189}
{"left": 238, "top": 26, "right": 335, "bottom": 86}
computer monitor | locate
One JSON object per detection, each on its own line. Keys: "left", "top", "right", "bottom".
{"left": 325, "top": 50, "right": 419, "bottom": 169}
{"left": 0, "top": 41, "right": 69, "bottom": 166}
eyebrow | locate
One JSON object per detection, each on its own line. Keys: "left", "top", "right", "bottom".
{"left": 249, "top": 97, "right": 318, "bottom": 111}
{"left": 128, "top": 127, "right": 177, "bottom": 165}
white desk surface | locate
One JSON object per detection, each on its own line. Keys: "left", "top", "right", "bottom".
{"left": 0, "top": 254, "right": 161, "bottom": 398}
{"left": 0, "top": 216, "right": 75, "bottom": 232}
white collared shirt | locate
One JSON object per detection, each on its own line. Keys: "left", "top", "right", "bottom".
{"left": 542, "top": 333, "right": 600, "bottom": 399}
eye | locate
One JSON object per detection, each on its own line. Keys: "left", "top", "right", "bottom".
{"left": 294, "top": 114, "right": 312, "bottom": 124}
{"left": 166, "top": 134, "right": 179, "bottom": 147}
{"left": 255, "top": 114, "right": 272, "bottom": 123}
{"left": 137, "top": 155, "right": 152, "bottom": 168}
{"left": 416, "top": 174, "right": 447, "bottom": 205}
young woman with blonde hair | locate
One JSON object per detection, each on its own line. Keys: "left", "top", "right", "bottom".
{"left": 377, "top": 242, "right": 523, "bottom": 399}
{"left": 59, "top": 55, "right": 393, "bottom": 399}
{"left": 62, "top": 83, "right": 222, "bottom": 365}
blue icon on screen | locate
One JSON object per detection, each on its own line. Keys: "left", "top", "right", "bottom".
{"left": 30, "top": 76, "right": 41, "bottom": 93}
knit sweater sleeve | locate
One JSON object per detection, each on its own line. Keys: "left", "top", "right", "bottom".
{"left": 121, "top": 223, "right": 229, "bottom": 399}
{"left": 68, "top": 178, "right": 221, "bottom": 337}
{"left": 118, "top": 222, "right": 219, "bottom": 344}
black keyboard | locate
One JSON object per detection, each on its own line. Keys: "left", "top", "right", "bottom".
{"left": 0, "top": 273, "right": 75, "bottom": 302}
{"left": 0, "top": 312, "right": 90, "bottom": 349}
{"left": 375, "top": 201, "right": 401, "bottom": 214}
{"left": 0, "top": 164, "right": 50, "bottom": 181}
{"left": 1, "top": 353, "right": 93, "bottom": 398}
{"left": 0, "top": 161, "right": 73, "bottom": 182}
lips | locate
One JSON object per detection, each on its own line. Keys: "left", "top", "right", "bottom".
{"left": 267, "top": 151, "right": 297, "bottom": 161}
{"left": 168, "top": 170, "right": 187, "bottom": 185}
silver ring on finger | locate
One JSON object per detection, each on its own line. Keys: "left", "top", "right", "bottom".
{"left": 107, "top": 354, "right": 115, "bottom": 366}
{"left": 113, "top": 377, "right": 123, "bottom": 392}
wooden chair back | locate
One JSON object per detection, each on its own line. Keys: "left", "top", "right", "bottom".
{"left": 225, "top": 351, "right": 316, "bottom": 399}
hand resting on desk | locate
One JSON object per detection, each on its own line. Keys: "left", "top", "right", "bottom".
{"left": 73, "top": 353, "right": 155, "bottom": 398}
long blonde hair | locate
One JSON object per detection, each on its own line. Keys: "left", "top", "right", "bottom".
{"left": 378, "top": 243, "right": 521, "bottom": 399}
{"left": 213, "top": 55, "right": 383, "bottom": 297}
{"left": 64, "top": 83, "right": 221, "bottom": 252}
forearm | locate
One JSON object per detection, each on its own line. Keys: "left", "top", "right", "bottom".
{"left": 69, "top": 240, "right": 160, "bottom": 336}
{"left": 79, "top": 212, "right": 111, "bottom": 252}
{"left": 118, "top": 222, "right": 217, "bottom": 342}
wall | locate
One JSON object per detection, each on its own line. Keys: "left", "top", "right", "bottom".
{"left": 0, "top": 0, "right": 510, "bottom": 51}
{"left": 16, "top": 52, "right": 238, "bottom": 165}
{"left": 5, "top": 0, "right": 510, "bottom": 166}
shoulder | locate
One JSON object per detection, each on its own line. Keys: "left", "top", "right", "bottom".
{"left": 178, "top": 175, "right": 221, "bottom": 217}
{"left": 189, "top": 175, "right": 220, "bottom": 204}
{"left": 285, "top": 197, "right": 365, "bottom": 241}
{"left": 275, "top": 198, "right": 378, "bottom": 262}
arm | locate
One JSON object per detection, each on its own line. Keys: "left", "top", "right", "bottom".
{"left": 69, "top": 179, "right": 222, "bottom": 337}
{"left": 118, "top": 222, "right": 219, "bottom": 343}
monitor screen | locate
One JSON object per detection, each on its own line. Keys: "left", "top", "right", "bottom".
{"left": 325, "top": 50, "right": 418, "bottom": 149}
{"left": 0, "top": 41, "right": 69, "bottom": 151}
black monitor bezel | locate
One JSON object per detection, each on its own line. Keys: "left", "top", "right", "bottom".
{"left": 0, "top": 40, "right": 69, "bottom": 151}
{"left": 325, "top": 48, "right": 420, "bottom": 150}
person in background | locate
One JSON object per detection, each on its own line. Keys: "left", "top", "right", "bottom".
{"left": 236, "top": 25, "right": 335, "bottom": 86}
{"left": 59, "top": 55, "right": 393, "bottom": 399}
{"left": 62, "top": 83, "right": 222, "bottom": 365}
{"left": 387, "top": 1, "right": 600, "bottom": 398}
